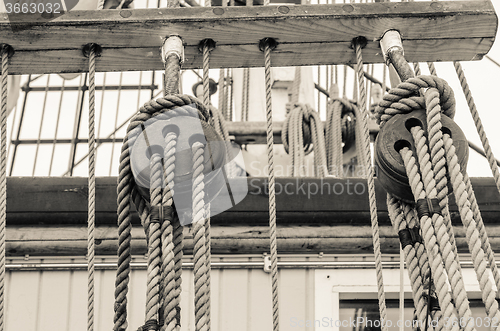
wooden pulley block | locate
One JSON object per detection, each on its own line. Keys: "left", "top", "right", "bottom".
{"left": 129, "top": 111, "right": 227, "bottom": 222}
{"left": 374, "top": 110, "right": 468, "bottom": 203}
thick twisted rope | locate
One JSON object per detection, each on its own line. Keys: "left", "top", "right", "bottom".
{"left": 409, "top": 125, "right": 474, "bottom": 331}
{"left": 218, "top": 70, "right": 226, "bottom": 119}
{"left": 454, "top": 62, "right": 500, "bottom": 292}
{"left": 228, "top": 69, "right": 233, "bottom": 122}
{"left": 400, "top": 147, "right": 460, "bottom": 331}
{"left": 202, "top": 44, "right": 211, "bottom": 107}
{"left": 203, "top": 204, "right": 211, "bottom": 331}
{"left": 375, "top": 75, "right": 455, "bottom": 128}
{"left": 241, "top": 68, "right": 249, "bottom": 121}
{"left": 145, "top": 154, "right": 163, "bottom": 327}
{"left": 0, "top": 45, "right": 9, "bottom": 331}
{"left": 325, "top": 97, "right": 356, "bottom": 176}
{"left": 192, "top": 142, "right": 209, "bottom": 331}
{"left": 163, "top": 48, "right": 184, "bottom": 331}
{"left": 443, "top": 133, "right": 500, "bottom": 326}
{"left": 354, "top": 41, "right": 388, "bottom": 331}
{"left": 114, "top": 143, "right": 133, "bottom": 331}
{"left": 387, "top": 195, "right": 429, "bottom": 328}
{"left": 421, "top": 87, "right": 472, "bottom": 326}
{"left": 114, "top": 94, "right": 209, "bottom": 331}
{"left": 263, "top": 39, "right": 279, "bottom": 331}
{"left": 327, "top": 93, "right": 343, "bottom": 175}
{"left": 423, "top": 87, "right": 461, "bottom": 271}
{"left": 282, "top": 104, "right": 327, "bottom": 176}
{"left": 463, "top": 173, "right": 500, "bottom": 296}
{"left": 200, "top": 40, "right": 213, "bottom": 331}
{"left": 160, "top": 131, "right": 177, "bottom": 331}
{"left": 87, "top": 44, "right": 97, "bottom": 331}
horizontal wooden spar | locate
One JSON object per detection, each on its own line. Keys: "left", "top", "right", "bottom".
{"left": 7, "top": 224, "right": 500, "bottom": 256}
{"left": 5, "top": 176, "right": 500, "bottom": 226}
{"left": 227, "top": 120, "right": 380, "bottom": 144}
{"left": 0, "top": 1, "right": 496, "bottom": 74}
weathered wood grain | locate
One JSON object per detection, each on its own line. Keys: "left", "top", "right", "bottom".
{"left": 7, "top": 224, "right": 500, "bottom": 256}
{"left": 0, "top": 1, "right": 495, "bottom": 73}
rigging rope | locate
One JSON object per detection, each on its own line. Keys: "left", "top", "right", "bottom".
{"left": 115, "top": 94, "right": 212, "bottom": 331}
{"left": 160, "top": 131, "right": 177, "bottom": 331}
{"left": 353, "top": 40, "right": 388, "bottom": 331}
{"left": 376, "top": 73, "right": 500, "bottom": 330}
{"left": 454, "top": 65, "right": 500, "bottom": 289}
{"left": 192, "top": 141, "right": 209, "bottom": 331}
{"left": 262, "top": 37, "right": 279, "bottom": 331}
{"left": 282, "top": 67, "right": 327, "bottom": 177}
{"left": 87, "top": 43, "right": 98, "bottom": 331}
{"left": 0, "top": 44, "right": 10, "bottom": 331}
{"left": 200, "top": 39, "right": 213, "bottom": 331}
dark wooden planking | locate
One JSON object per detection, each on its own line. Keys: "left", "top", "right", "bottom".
{"left": 5, "top": 176, "right": 500, "bottom": 226}
{"left": 7, "top": 224, "right": 500, "bottom": 256}
{"left": 0, "top": 1, "right": 496, "bottom": 73}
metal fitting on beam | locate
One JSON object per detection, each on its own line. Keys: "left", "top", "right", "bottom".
{"left": 161, "top": 35, "right": 184, "bottom": 64}
{"left": 380, "top": 30, "right": 403, "bottom": 66}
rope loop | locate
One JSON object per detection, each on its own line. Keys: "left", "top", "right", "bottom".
{"left": 375, "top": 75, "right": 456, "bottom": 127}
{"left": 282, "top": 103, "right": 315, "bottom": 154}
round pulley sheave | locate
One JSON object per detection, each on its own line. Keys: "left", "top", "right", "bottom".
{"left": 129, "top": 108, "right": 227, "bottom": 216}
{"left": 374, "top": 110, "right": 468, "bottom": 202}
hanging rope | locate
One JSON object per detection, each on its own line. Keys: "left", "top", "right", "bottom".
{"left": 398, "top": 146, "right": 460, "bottom": 331}
{"left": 145, "top": 154, "right": 163, "bottom": 330}
{"left": 260, "top": 37, "right": 279, "bottom": 331}
{"left": 0, "top": 44, "right": 11, "bottom": 331}
{"left": 442, "top": 132, "right": 500, "bottom": 325}
{"left": 86, "top": 43, "right": 100, "bottom": 331}
{"left": 353, "top": 39, "right": 388, "bottom": 331}
{"left": 454, "top": 63, "right": 500, "bottom": 293}
{"left": 387, "top": 194, "right": 431, "bottom": 329}
{"left": 282, "top": 67, "right": 327, "bottom": 177}
{"left": 163, "top": 37, "right": 184, "bottom": 331}
{"left": 241, "top": 68, "right": 250, "bottom": 121}
{"left": 325, "top": 96, "right": 356, "bottom": 176}
{"left": 192, "top": 141, "right": 209, "bottom": 331}
{"left": 160, "top": 131, "right": 177, "bottom": 331}
{"left": 200, "top": 38, "right": 214, "bottom": 331}
{"left": 410, "top": 124, "right": 473, "bottom": 331}
{"left": 115, "top": 94, "right": 211, "bottom": 331}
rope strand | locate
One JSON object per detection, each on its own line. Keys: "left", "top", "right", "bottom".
{"left": 354, "top": 40, "right": 388, "bottom": 331}
{"left": 263, "top": 39, "right": 279, "bottom": 331}
{"left": 0, "top": 45, "right": 9, "bottom": 331}
{"left": 87, "top": 44, "right": 97, "bottom": 331}
{"left": 192, "top": 142, "right": 209, "bottom": 331}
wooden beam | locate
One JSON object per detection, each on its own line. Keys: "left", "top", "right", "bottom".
{"left": 0, "top": 1, "right": 496, "bottom": 74}
{"left": 5, "top": 176, "right": 500, "bottom": 226}
{"left": 227, "top": 121, "right": 380, "bottom": 144}
{"left": 7, "top": 224, "right": 500, "bottom": 256}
